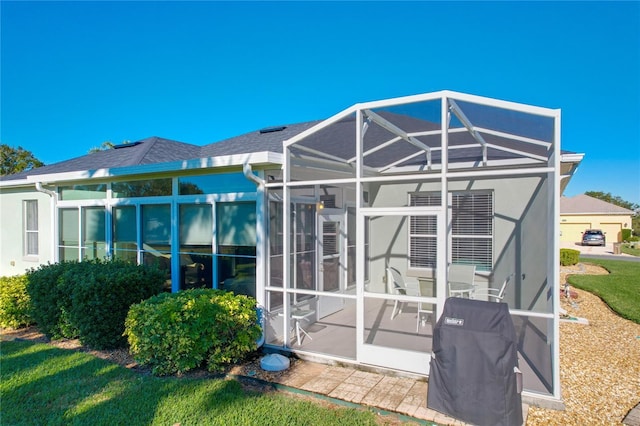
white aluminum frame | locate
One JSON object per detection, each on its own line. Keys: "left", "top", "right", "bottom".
{"left": 281, "top": 90, "right": 563, "bottom": 402}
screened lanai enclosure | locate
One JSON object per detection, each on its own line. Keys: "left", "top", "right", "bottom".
{"left": 262, "top": 91, "right": 562, "bottom": 403}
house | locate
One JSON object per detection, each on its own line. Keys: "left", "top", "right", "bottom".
{"left": 0, "top": 90, "right": 583, "bottom": 407}
{"left": 560, "top": 194, "right": 634, "bottom": 243}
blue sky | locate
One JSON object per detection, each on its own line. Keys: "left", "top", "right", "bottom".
{"left": 2, "top": 1, "right": 639, "bottom": 204}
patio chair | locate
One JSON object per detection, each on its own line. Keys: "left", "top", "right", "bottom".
{"left": 448, "top": 264, "right": 476, "bottom": 298}
{"left": 387, "top": 267, "right": 419, "bottom": 320}
{"left": 473, "top": 273, "right": 514, "bottom": 302}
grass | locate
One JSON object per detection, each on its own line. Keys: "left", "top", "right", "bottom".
{"left": 621, "top": 243, "right": 640, "bottom": 257}
{"left": 1, "top": 340, "right": 392, "bottom": 426}
{"left": 569, "top": 257, "right": 640, "bottom": 324}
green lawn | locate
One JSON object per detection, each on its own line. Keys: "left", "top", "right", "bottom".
{"left": 0, "top": 340, "right": 396, "bottom": 426}
{"left": 569, "top": 258, "right": 640, "bottom": 324}
{"left": 621, "top": 244, "right": 640, "bottom": 257}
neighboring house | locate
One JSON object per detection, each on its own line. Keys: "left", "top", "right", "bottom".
{"left": 0, "top": 90, "right": 583, "bottom": 406}
{"left": 560, "top": 194, "right": 634, "bottom": 243}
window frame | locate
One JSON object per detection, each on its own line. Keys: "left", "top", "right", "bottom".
{"left": 23, "top": 200, "right": 39, "bottom": 258}
{"left": 408, "top": 190, "right": 494, "bottom": 272}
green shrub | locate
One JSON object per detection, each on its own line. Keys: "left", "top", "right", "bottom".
{"left": 26, "top": 260, "right": 164, "bottom": 347}
{"left": 0, "top": 275, "right": 33, "bottom": 329}
{"left": 560, "top": 248, "right": 580, "bottom": 266}
{"left": 622, "top": 229, "right": 632, "bottom": 241}
{"left": 124, "top": 289, "right": 261, "bottom": 375}
{"left": 66, "top": 259, "right": 165, "bottom": 349}
{"left": 26, "top": 261, "right": 78, "bottom": 339}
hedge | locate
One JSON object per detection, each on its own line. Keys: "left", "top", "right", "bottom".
{"left": 124, "top": 289, "right": 261, "bottom": 375}
{"left": 0, "top": 275, "right": 33, "bottom": 329}
{"left": 560, "top": 248, "right": 580, "bottom": 266}
{"left": 26, "top": 259, "right": 164, "bottom": 348}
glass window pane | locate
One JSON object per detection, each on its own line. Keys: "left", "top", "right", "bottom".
{"left": 59, "top": 208, "right": 79, "bottom": 246}
{"left": 113, "top": 206, "right": 137, "bottom": 261}
{"left": 114, "top": 206, "right": 137, "bottom": 244}
{"left": 26, "top": 232, "right": 38, "bottom": 256}
{"left": 60, "top": 246, "right": 79, "bottom": 262}
{"left": 25, "top": 200, "right": 38, "bottom": 231}
{"left": 179, "top": 204, "right": 213, "bottom": 290}
{"left": 142, "top": 205, "right": 171, "bottom": 248}
{"left": 113, "top": 179, "right": 172, "bottom": 198}
{"left": 24, "top": 200, "right": 39, "bottom": 256}
{"left": 216, "top": 202, "right": 256, "bottom": 246}
{"left": 59, "top": 184, "right": 107, "bottom": 200}
{"left": 180, "top": 204, "right": 212, "bottom": 246}
{"left": 83, "top": 207, "right": 105, "bottom": 243}
{"left": 179, "top": 173, "right": 256, "bottom": 195}
{"left": 218, "top": 246, "right": 256, "bottom": 297}
{"left": 82, "top": 207, "right": 106, "bottom": 260}
{"left": 142, "top": 204, "right": 171, "bottom": 291}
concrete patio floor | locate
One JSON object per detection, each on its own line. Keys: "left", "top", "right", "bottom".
{"left": 253, "top": 358, "right": 529, "bottom": 425}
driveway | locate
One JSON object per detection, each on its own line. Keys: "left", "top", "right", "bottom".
{"left": 560, "top": 241, "right": 640, "bottom": 262}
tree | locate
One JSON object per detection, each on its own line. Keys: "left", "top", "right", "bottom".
{"left": 585, "top": 191, "right": 639, "bottom": 212}
{"left": 88, "top": 141, "right": 115, "bottom": 153}
{"left": 585, "top": 191, "right": 640, "bottom": 236}
{"left": 88, "top": 140, "right": 131, "bottom": 153}
{"left": 0, "top": 144, "right": 44, "bottom": 176}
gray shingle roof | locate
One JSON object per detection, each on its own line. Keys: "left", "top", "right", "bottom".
{"left": 200, "top": 121, "right": 321, "bottom": 157}
{"left": 560, "top": 194, "right": 634, "bottom": 214}
{"left": 1, "top": 115, "right": 581, "bottom": 183}
{"left": 1, "top": 136, "right": 206, "bottom": 181}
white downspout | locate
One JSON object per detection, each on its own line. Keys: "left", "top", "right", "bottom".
{"left": 243, "top": 161, "right": 266, "bottom": 347}
{"left": 242, "top": 161, "right": 265, "bottom": 188}
{"left": 34, "top": 182, "right": 57, "bottom": 263}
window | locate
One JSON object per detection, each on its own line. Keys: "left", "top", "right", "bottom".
{"left": 451, "top": 192, "right": 493, "bottom": 271}
{"left": 409, "top": 194, "right": 440, "bottom": 269}
{"left": 112, "top": 178, "right": 172, "bottom": 198}
{"left": 217, "top": 202, "right": 257, "bottom": 298}
{"left": 409, "top": 191, "right": 493, "bottom": 271}
{"left": 23, "top": 200, "right": 38, "bottom": 256}
{"left": 58, "top": 207, "right": 107, "bottom": 262}
{"left": 113, "top": 206, "right": 138, "bottom": 262}
{"left": 178, "top": 204, "right": 213, "bottom": 290}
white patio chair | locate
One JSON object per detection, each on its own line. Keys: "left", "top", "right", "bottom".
{"left": 473, "top": 273, "right": 514, "bottom": 302}
{"left": 387, "top": 267, "right": 419, "bottom": 320}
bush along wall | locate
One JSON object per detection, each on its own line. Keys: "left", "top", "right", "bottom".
{"left": 26, "top": 259, "right": 164, "bottom": 348}
{"left": 26, "top": 261, "right": 79, "bottom": 339}
{"left": 124, "top": 289, "right": 261, "bottom": 375}
{"left": 560, "top": 248, "right": 580, "bottom": 266}
{"left": 0, "top": 275, "right": 34, "bottom": 329}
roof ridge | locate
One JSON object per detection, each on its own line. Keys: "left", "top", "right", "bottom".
{"left": 132, "top": 136, "right": 160, "bottom": 165}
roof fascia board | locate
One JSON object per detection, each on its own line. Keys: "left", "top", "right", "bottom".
{"left": 18, "top": 151, "right": 282, "bottom": 185}
{"left": 560, "top": 153, "right": 585, "bottom": 162}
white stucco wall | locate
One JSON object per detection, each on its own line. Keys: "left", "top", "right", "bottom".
{"left": 367, "top": 173, "right": 552, "bottom": 312}
{"left": 0, "top": 186, "right": 55, "bottom": 277}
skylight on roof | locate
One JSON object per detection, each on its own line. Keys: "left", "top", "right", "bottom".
{"left": 114, "top": 141, "right": 142, "bottom": 149}
{"left": 259, "top": 126, "right": 287, "bottom": 134}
